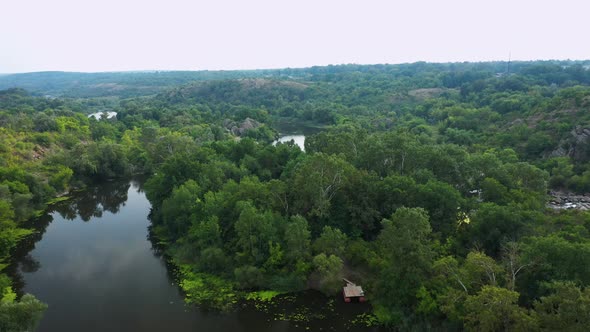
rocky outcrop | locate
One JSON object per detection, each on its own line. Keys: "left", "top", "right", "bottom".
{"left": 223, "top": 118, "right": 262, "bottom": 136}
{"left": 548, "top": 191, "right": 590, "bottom": 210}
{"left": 572, "top": 127, "right": 590, "bottom": 144}
{"left": 549, "top": 126, "right": 590, "bottom": 160}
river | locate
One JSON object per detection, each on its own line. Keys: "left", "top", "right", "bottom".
{"left": 8, "top": 180, "right": 379, "bottom": 332}
{"left": 274, "top": 135, "right": 306, "bottom": 151}
{"left": 273, "top": 119, "right": 325, "bottom": 151}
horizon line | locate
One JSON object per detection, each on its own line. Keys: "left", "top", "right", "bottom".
{"left": 2, "top": 59, "right": 590, "bottom": 76}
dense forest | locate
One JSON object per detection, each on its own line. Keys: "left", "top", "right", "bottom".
{"left": 2, "top": 60, "right": 590, "bottom": 330}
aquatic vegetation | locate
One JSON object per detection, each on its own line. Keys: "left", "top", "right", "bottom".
{"left": 178, "top": 265, "right": 238, "bottom": 311}
{"left": 46, "top": 196, "right": 70, "bottom": 205}
{"left": 350, "top": 313, "right": 380, "bottom": 327}
{"left": 245, "top": 290, "right": 282, "bottom": 302}
{"left": 244, "top": 290, "right": 283, "bottom": 311}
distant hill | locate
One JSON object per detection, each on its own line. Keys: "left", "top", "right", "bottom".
{"left": 0, "top": 70, "right": 295, "bottom": 98}
{"left": 1, "top": 61, "right": 589, "bottom": 99}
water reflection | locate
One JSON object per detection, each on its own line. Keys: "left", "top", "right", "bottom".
{"left": 7, "top": 181, "right": 136, "bottom": 297}
{"left": 18, "top": 254, "right": 41, "bottom": 273}
{"left": 5, "top": 179, "right": 170, "bottom": 332}
{"left": 6, "top": 179, "right": 379, "bottom": 332}
{"left": 56, "top": 181, "right": 131, "bottom": 221}
{"left": 6, "top": 213, "right": 50, "bottom": 296}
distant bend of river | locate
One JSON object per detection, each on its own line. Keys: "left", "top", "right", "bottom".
{"left": 274, "top": 134, "right": 306, "bottom": 151}
{"left": 8, "top": 179, "right": 379, "bottom": 332}
{"left": 272, "top": 120, "right": 326, "bottom": 152}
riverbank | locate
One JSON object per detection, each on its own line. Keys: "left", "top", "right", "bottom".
{"left": 10, "top": 179, "right": 380, "bottom": 331}
{"left": 272, "top": 117, "right": 329, "bottom": 135}
{"left": 155, "top": 236, "right": 380, "bottom": 330}
{"left": 175, "top": 262, "right": 380, "bottom": 330}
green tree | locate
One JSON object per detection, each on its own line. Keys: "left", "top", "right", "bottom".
{"left": 464, "top": 251, "right": 504, "bottom": 288}
{"left": 284, "top": 215, "right": 311, "bottom": 262}
{"left": 188, "top": 216, "right": 221, "bottom": 249}
{"left": 234, "top": 201, "right": 278, "bottom": 265}
{"left": 161, "top": 180, "right": 201, "bottom": 237}
{"left": 534, "top": 281, "right": 590, "bottom": 331}
{"left": 291, "top": 153, "right": 353, "bottom": 218}
{"left": 374, "top": 207, "right": 433, "bottom": 324}
{"left": 502, "top": 241, "right": 531, "bottom": 291}
{"left": 48, "top": 166, "right": 73, "bottom": 192}
{"left": 464, "top": 203, "right": 528, "bottom": 256}
{"left": 312, "top": 253, "right": 343, "bottom": 295}
{"left": 0, "top": 292, "right": 47, "bottom": 332}
{"left": 523, "top": 235, "right": 590, "bottom": 286}
{"left": 434, "top": 256, "right": 469, "bottom": 293}
{"left": 464, "top": 286, "right": 537, "bottom": 332}
{"left": 234, "top": 265, "right": 265, "bottom": 289}
{"left": 414, "top": 179, "right": 463, "bottom": 237}
{"left": 313, "top": 226, "right": 347, "bottom": 258}
{"left": 198, "top": 247, "right": 229, "bottom": 274}
{"left": 481, "top": 177, "right": 509, "bottom": 204}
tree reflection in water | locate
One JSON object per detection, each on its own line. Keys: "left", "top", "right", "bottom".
{"left": 56, "top": 181, "right": 131, "bottom": 221}
{"left": 6, "top": 180, "right": 134, "bottom": 295}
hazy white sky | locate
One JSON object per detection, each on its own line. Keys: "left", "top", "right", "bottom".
{"left": 1, "top": 0, "right": 588, "bottom": 73}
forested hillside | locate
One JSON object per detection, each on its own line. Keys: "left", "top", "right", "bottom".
{"left": 2, "top": 61, "right": 590, "bottom": 330}
{"left": 0, "top": 70, "right": 283, "bottom": 98}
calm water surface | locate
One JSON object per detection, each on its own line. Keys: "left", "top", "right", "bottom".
{"left": 274, "top": 135, "right": 306, "bottom": 151}
{"left": 8, "top": 180, "right": 378, "bottom": 332}
{"left": 273, "top": 120, "right": 325, "bottom": 151}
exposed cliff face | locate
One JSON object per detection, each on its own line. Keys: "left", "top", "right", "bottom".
{"left": 549, "top": 126, "right": 590, "bottom": 161}
{"left": 223, "top": 117, "right": 262, "bottom": 136}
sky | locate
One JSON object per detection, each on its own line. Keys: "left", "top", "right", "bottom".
{"left": 1, "top": 0, "right": 589, "bottom": 73}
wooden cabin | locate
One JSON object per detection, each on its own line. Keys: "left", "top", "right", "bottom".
{"left": 342, "top": 278, "right": 366, "bottom": 303}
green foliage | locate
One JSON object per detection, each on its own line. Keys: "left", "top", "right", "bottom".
{"left": 234, "top": 201, "right": 279, "bottom": 265}
{"left": 373, "top": 207, "right": 433, "bottom": 324}
{"left": 415, "top": 286, "right": 437, "bottom": 316}
{"left": 291, "top": 153, "right": 354, "bottom": 218}
{"left": 312, "top": 253, "right": 343, "bottom": 295}
{"left": 4, "top": 61, "right": 590, "bottom": 330}
{"left": 234, "top": 265, "right": 265, "bottom": 289}
{"left": 0, "top": 292, "right": 47, "bottom": 332}
{"left": 313, "top": 226, "right": 347, "bottom": 258}
{"left": 284, "top": 215, "right": 311, "bottom": 262}
{"left": 463, "top": 203, "right": 530, "bottom": 256}
{"left": 197, "top": 247, "right": 229, "bottom": 274}
{"left": 350, "top": 312, "right": 380, "bottom": 327}
{"left": 0, "top": 222, "right": 32, "bottom": 261}
{"left": 68, "top": 141, "right": 130, "bottom": 180}
{"left": 481, "top": 177, "right": 509, "bottom": 204}
{"left": 464, "top": 251, "right": 504, "bottom": 287}
{"left": 161, "top": 180, "right": 200, "bottom": 237}
{"left": 414, "top": 179, "right": 463, "bottom": 237}
{"left": 244, "top": 290, "right": 282, "bottom": 302}
{"left": 1, "top": 284, "right": 16, "bottom": 304}
{"left": 48, "top": 166, "right": 73, "bottom": 192}
{"left": 534, "top": 281, "right": 590, "bottom": 331}
{"left": 523, "top": 235, "right": 590, "bottom": 285}
{"left": 463, "top": 286, "right": 537, "bottom": 332}
{"left": 179, "top": 265, "right": 238, "bottom": 311}
{"left": 186, "top": 216, "right": 222, "bottom": 254}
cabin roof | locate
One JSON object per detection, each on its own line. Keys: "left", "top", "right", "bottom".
{"left": 343, "top": 284, "right": 364, "bottom": 297}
